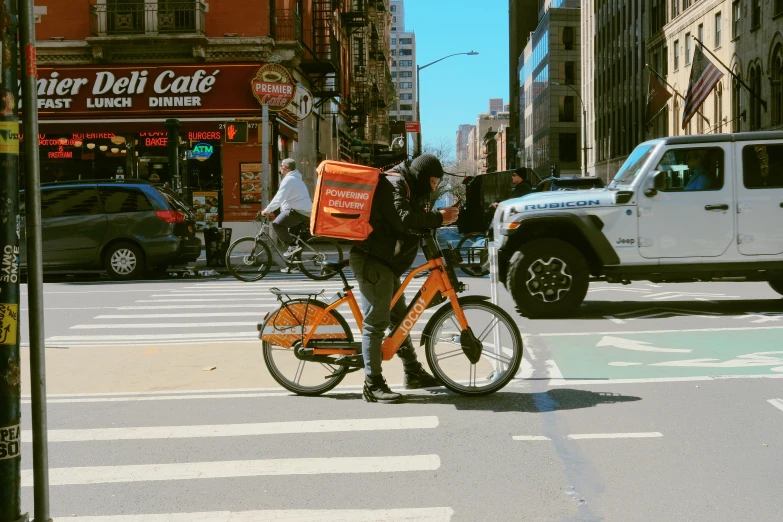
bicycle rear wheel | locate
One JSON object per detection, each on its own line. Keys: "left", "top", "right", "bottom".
{"left": 424, "top": 299, "right": 522, "bottom": 396}
{"left": 298, "top": 237, "right": 344, "bottom": 280}
{"left": 225, "top": 237, "right": 272, "bottom": 282}
{"left": 261, "top": 299, "right": 355, "bottom": 396}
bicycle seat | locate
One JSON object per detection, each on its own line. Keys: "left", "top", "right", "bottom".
{"left": 269, "top": 287, "right": 325, "bottom": 297}
{"left": 322, "top": 259, "right": 350, "bottom": 272}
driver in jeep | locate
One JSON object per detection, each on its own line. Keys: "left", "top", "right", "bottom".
{"left": 349, "top": 154, "right": 459, "bottom": 403}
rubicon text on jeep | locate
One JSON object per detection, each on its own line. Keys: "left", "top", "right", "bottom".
{"left": 494, "top": 132, "right": 783, "bottom": 318}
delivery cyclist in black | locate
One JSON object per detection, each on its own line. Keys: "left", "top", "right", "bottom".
{"left": 349, "top": 154, "right": 459, "bottom": 404}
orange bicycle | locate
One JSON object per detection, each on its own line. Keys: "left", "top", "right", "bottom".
{"left": 258, "top": 231, "right": 523, "bottom": 396}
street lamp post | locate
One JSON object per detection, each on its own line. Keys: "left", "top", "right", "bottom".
{"left": 552, "top": 81, "right": 587, "bottom": 177}
{"left": 416, "top": 51, "right": 479, "bottom": 157}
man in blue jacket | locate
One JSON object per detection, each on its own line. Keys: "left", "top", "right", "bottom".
{"left": 350, "top": 154, "right": 459, "bottom": 403}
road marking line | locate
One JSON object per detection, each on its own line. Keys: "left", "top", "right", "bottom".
{"left": 567, "top": 432, "right": 663, "bottom": 440}
{"left": 118, "top": 304, "right": 279, "bottom": 310}
{"left": 71, "top": 322, "right": 258, "bottom": 329}
{"left": 154, "top": 291, "right": 419, "bottom": 297}
{"left": 23, "top": 416, "right": 439, "bottom": 443}
{"left": 605, "top": 316, "right": 626, "bottom": 324}
{"left": 21, "top": 455, "right": 442, "bottom": 487}
{"left": 545, "top": 359, "right": 563, "bottom": 380}
{"left": 136, "top": 298, "right": 280, "bottom": 303}
{"left": 512, "top": 435, "right": 551, "bottom": 441}
{"left": 537, "top": 326, "right": 783, "bottom": 336}
{"left": 63, "top": 507, "right": 454, "bottom": 522}
{"left": 95, "top": 311, "right": 431, "bottom": 320}
{"left": 768, "top": 398, "right": 783, "bottom": 413}
{"left": 22, "top": 393, "right": 292, "bottom": 404}
{"left": 28, "top": 385, "right": 365, "bottom": 399}
{"left": 48, "top": 332, "right": 258, "bottom": 341}
{"left": 548, "top": 374, "right": 783, "bottom": 386}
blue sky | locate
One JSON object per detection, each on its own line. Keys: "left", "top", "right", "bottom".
{"left": 403, "top": 0, "right": 509, "bottom": 159}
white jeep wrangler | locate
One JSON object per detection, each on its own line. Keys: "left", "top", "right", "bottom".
{"left": 494, "top": 132, "right": 783, "bottom": 318}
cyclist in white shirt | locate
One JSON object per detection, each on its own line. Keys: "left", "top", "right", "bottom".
{"left": 260, "top": 158, "right": 312, "bottom": 261}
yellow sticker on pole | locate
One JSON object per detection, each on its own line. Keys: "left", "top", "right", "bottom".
{"left": 0, "top": 303, "right": 18, "bottom": 345}
{"left": 0, "top": 121, "right": 19, "bottom": 154}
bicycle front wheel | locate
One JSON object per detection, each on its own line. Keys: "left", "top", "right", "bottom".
{"left": 225, "top": 237, "right": 272, "bottom": 282}
{"left": 456, "top": 233, "right": 489, "bottom": 277}
{"left": 424, "top": 299, "right": 523, "bottom": 396}
{"left": 298, "top": 237, "right": 344, "bottom": 280}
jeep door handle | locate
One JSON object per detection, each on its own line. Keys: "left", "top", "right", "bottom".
{"left": 705, "top": 204, "right": 729, "bottom": 211}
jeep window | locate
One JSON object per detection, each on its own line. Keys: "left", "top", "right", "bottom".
{"left": 742, "top": 144, "right": 783, "bottom": 189}
{"left": 41, "top": 187, "right": 101, "bottom": 219}
{"left": 99, "top": 187, "right": 154, "bottom": 213}
{"left": 611, "top": 144, "right": 656, "bottom": 185}
{"left": 653, "top": 147, "right": 725, "bottom": 191}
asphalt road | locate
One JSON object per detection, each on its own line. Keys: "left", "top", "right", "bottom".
{"left": 17, "top": 268, "right": 783, "bottom": 521}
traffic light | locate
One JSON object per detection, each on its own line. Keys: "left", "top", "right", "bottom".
{"left": 550, "top": 164, "right": 557, "bottom": 177}
{"left": 224, "top": 121, "right": 248, "bottom": 144}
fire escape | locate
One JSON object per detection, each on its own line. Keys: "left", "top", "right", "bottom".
{"left": 365, "top": 0, "right": 395, "bottom": 149}
{"left": 343, "top": 0, "right": 370, "bottom": 136}
{"left": 301, "top": 0, "right": 341, "bottom": 103}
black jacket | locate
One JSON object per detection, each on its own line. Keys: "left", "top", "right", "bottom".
{"left": 510, "top": 181, "right": 533, "bottom": 198}
{"left": 352, "top": 163, "right": 443, "bottom": 276}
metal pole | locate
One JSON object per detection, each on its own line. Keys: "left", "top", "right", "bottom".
{"left": 261, "top": 105, "right": 270, "bottom": 209}
{"left": 415, "top": 66, "right": 421, "bottom": 158}
{"left": 488, "top": 242, "right": 502, "bottom": 380}
{"left": 19, "top": 0, "right": 50, "bottom": 518}
{"left": 164, "top": 119, "right": 182, "bottom": 198}
{"left": 582, "top": 108, "right": 587, "bottom": 177}
{"left": 0, "top": 0, "right": 29, "bottom": 520}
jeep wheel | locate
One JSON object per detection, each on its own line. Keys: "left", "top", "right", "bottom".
{"left": 507, "top": 238, "right": 589, "bottom": 318}
{"left": 769, "top": 280, "right": 783, "bottom": 297}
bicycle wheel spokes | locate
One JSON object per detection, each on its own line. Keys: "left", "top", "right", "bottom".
{"left": 263, "top": 340, "right": 345, "bottom": 394}
{"left": 298, "top": 237, "right": 344, "bottom": 280}
{"left": 425, "top": 302, "right": 522, "bottom": 395}
{"left": 226, "top": 237, "right": 272, "bottom": 282}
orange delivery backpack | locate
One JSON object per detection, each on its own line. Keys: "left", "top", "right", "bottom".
{"left": 310, "top": 160, "right": 383, "bottom": 241}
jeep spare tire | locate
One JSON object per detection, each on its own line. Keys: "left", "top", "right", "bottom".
{"left": 507, "top": 238, "right": 589, "bottom": 318}
{"left": 769, "top": 280, "right": 783, "bottom": 297}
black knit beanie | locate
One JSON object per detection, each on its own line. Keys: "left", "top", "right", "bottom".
{"left": 410, "top": 154, "right": 444, "bottom": 194}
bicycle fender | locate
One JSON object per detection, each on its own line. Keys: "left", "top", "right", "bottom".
{"left": 258, "top": 299, "right": 351, "bottom": 348}
{"left": 418, "top": 295, "right": 491, "bottom": 345}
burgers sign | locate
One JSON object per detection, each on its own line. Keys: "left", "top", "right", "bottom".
{"left": 251, "top": 64, "right": 296, "bottom": 111}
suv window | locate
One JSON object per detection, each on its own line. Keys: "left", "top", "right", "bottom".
{"left": 99, "top": 186, "right": 154, "bottom": 213}
{"left": 654, "top": 147, "right": 724, "bottom": 192}
{"left": 41, "top": 187, "right": 101, "bottom": 219}
{"left": 742, "top": 144, "right": 783, "bottom": 189}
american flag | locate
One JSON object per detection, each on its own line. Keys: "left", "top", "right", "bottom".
{"left": 682, "top": 44, "right": 724, "bottom": 129}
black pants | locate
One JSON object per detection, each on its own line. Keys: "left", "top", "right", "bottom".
{"left": 272, "top": 209, "right": 309, "bottom": 245}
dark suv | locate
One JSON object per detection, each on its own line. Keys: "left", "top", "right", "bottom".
{"left": 20, "top": 180, "right": 201, "bottom": 280}
{"left": 536, "top": 176, "right": 605, "bottom": 192}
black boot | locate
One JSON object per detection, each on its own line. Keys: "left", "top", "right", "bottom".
{"left": 403, "top": 363, "right": 442, "bottom": 390}
{"left": 363, "top": 375, "right": 403, "bottom": 404}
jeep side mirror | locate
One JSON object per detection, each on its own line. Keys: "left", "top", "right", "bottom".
{"left": 644, "top": 171, "right": 666, "bottom": 197}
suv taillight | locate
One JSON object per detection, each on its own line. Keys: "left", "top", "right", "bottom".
{"left": 155, "top": 210, "right": 186, "bottom": 223}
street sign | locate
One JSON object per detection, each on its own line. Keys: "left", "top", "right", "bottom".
{"left": 405, "top": 121, "right": 421, "bottom": 133}
{"left": 224, "top": 121, "right": 248, "bottom": 144}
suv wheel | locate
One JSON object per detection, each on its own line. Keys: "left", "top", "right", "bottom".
{"left": 769, "top": 280, "right": 783, "bottom": 297}
{"left": 105, "top": 242, "right": 144, "bottom": 280}
{"left": 507, "top": 238, "right": 589, "bottom": 318}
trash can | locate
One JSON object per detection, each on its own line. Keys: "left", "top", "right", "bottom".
{"left": 217, "top": 228, "right": 232, "bottom": 266}
{"left": 204, "top": 227, "right": 220, "bottom": 267}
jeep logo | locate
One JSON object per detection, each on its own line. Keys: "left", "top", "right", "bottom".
{"left": 616, "top": 238, "right": 635, "bottom": 245}
{"left": 524, "top": 200, "right": 601, "bottom": 211}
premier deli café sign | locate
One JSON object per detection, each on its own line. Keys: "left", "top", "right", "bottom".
{"left": 24, "top": 64, "right": 289, "bottom": 118}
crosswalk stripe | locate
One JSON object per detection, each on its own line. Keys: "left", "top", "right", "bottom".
{"left": 95, "top": 310, "right": 434, "bottom": 320}
{"left": 22, "top": 454, "right": 442, "bottom": 486}
{"left": 71, "top": 322, "right": 257, "bottom": 329}
{"left": 22, "top": 416, "right": 439, "bottom": 442}
{"left": 136, "top": 298, "right": 280, "bottom": 303}
{"left": 118, "top": 304, "right": 282, "bottom": 310}
{"left": 23, "top": 392, "right": 293, "bottom": 404}
{"left": 48, "top": 332, "right": 258, "bottom": 341}
{"left": 63, "top": 507, "right": 454, "bottom": 522}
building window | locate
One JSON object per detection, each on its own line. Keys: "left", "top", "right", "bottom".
{"left": 391, "top": 38, "right": 396, "bottom": 45}
{"left": 714, "top": 81, "right": 723, "bottom": 133}
{"left": 663, "top": 46, "right": 669, "bottom": 75}
{"left": 391, "top": 4, "right": 396, "bottom": 12}
{"left": 564, "top": 61, "right": 575, "bottom": 85}
{"left": 673, "top": 98, "right": 680, "bottom": 136}
{"left": 400, "top": 71, "right": 412, "bottom": 78}
{"left": 559, "top": 133, "right": 577, "bottom": 162}
{"left": 732, "top": 66, "right": 742, "bottom": 132}
{"left": 400, "top": 93, "right": 413, "bottom": 100}
{"left": 392, "top": 16, "right": 396, "bottom": 23}
{"left": 400, "top": 38, "right": 412, "bottom": 44}
{"left": 674, "top": 40, "right": 680, "bottom": 69}
{"left": 399, "top": 49, "right": 412, "bottom": 56}
{"left": 773, "top": 45, "right": 783, "bottom": 126}
{"left": 697, "top": 24, "right": 703, "bottom": 47}
{"left": 392, "top": 26, "right": 397, "bottom": 32}
{"left": 749, "top": 63, "right": 763, "bottom": 130}
{"left": 391, "top": 72, "right": 397, "bottom": 78}
{"left": 715, "top": 12, "right": 722, "bottom": 47}
{"left": 400, "top": 60, "right": 412, "bottom": 66}
{"left": 391, "top": 49, "right": 396, "bottom": 56}
{"left": 683, "top": 0, "right": 690, "bottom": 10}
{"left": 562, "top": 26, "right": 574, "bottom": 50}
{"left": 751, "top": 0, "right": 761, "bottom": 29}
{"left": 560, "top": 96, "right": 576, "bottom": 122}
{"left": 392, "top": 60, "right": 397, "bottom": 66}
{"left": 685, "top": 34, "right": 691, "bottom": 64}
{"left": 672, "top": 0, "right": 679, "bottom": 18}
{"left": 732, "top": 1, "right": 741, "bottom": 38}
{"left": 400, "top": 82, "right": 412, "bottom": 89}
{"left": 776, "top": 0, "right": 783, "bottom": 16}
{"left": 400, "top": 104, "right": 413, "bottom": 111}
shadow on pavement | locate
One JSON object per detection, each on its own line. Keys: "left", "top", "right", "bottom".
{"left": 321, "top": 388, "right": 641, "bottom": 413}
{"left": 561, "top": 298, "right": 783, "bottom": 321}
